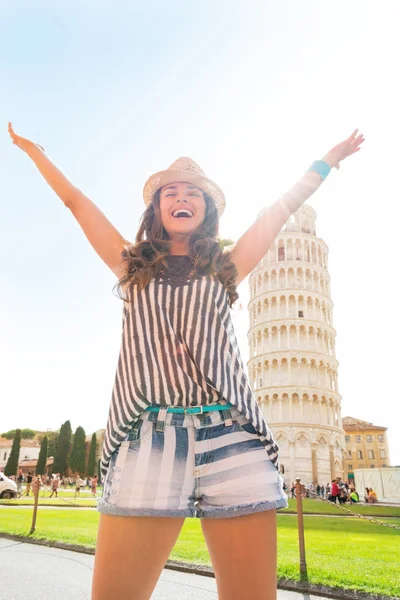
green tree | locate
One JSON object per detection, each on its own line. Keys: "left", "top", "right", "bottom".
{"left": 87, "top": 433, "right": 97, "bottom": 477}
{"left": 1, "top": 428, "right": 36, "bottom": 439}
{"left": 36, "top": 435, "right": 48, "bottom": 475}
{"left": 21, "top": 428, "right": 35, "bottom": 439}
{"left": 70, "top": 426, "right": 86, "bottom": 475}
{"left": 4, "top": 429, "right": 21, "bottom": 476}
{"left": 47, "top": 430, "right": 59, "bottom": 458}
{"left": 1, "top": 429, "right": 16, "bottom": 440}
{"left": 53, "top": 421, "right": 72, "bottom": 475}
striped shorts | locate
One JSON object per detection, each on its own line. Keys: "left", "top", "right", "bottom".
{"left": 97, "top": 404, "right": 288, "bottom": 519}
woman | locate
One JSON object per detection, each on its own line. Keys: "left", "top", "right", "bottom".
{"left": 8, "top": 122, "right": 363, "bottom": 600}
{"left": 91, "top": 475, "right": 98, "bottom": 497}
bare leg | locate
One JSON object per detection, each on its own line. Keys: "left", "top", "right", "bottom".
{"left": 91, "top": 514, "right": 185, "bottom": 600}
{"left": 201, "top": 510, "right": 277, "bottom": 600}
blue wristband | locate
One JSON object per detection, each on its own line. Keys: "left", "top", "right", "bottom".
{"left": 308, "top": 160, "right": 331, "bottom": 181}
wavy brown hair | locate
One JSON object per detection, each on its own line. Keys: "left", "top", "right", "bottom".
{"left": 113, "top": 190, "right": 239, "bottom": 306}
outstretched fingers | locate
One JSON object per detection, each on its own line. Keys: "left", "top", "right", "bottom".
{"left": 348, "top": 128, "right": 359, "bottom": 141}
{"left": 8, "top": 121, "right": 17, "bottom": 142}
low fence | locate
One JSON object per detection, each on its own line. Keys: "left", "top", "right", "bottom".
{"left": 293, "top": 478, "right": 400, "bottom": 578}
{"left": 24, "top": 476, "right": 400, "bottom": 573}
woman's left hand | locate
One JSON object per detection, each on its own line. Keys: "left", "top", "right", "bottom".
{"left": 323, "top": 129, "right": 365, "bottom": 169}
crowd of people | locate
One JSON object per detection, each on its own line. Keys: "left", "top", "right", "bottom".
{"left": 289, "top": 477, "right": 379, "bottom": 505}
{"left": 12, "top": 470, "right": 99, "bottom": 499}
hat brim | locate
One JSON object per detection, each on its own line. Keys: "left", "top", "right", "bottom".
{"left": 143, "top": 169, "right": 226, "bottom": 216}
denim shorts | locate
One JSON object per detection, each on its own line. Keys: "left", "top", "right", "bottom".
{"left": 97, "top": 404, "right": 288, "bottom": 519}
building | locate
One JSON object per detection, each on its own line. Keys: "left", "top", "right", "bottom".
{"left": 343, "top": 416, "right": 391, "bottom": 481}
{"left": 248, "top": 205, "right": 345, "bottom": 486}
{"left": 18, "top": 457, "right": 54, "bottom": 477}
{"left": 0, "top": 438, "right": 40, "bottom": 471}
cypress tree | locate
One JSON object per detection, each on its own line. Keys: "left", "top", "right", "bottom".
{"left": 46, "top": 430, "right": 59, "bottom": 458}
{"left": 36, "top": 435, "right": 48, "bottom": 475}
{"left": 53, "top": 421, "right": 72, "bottom": 475}
{"left": 87, "top": 433, "right": 97, "bottom": 477}
{"left": 4, "top": 429, "right": 21, "bottom": 477}
{"left": 70, "top": 426, "right": 86, "bottom": 475}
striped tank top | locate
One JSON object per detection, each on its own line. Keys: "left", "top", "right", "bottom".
{"left": 100, "top": 255, "right": 279, "bottom": 477}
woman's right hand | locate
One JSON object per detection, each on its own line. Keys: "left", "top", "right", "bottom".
{"left": 8, "top": 122, "right": 45, "bottom": 155}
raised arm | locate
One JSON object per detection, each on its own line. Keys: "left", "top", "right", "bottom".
{"left": 230, "top": 129, "right": 365, "bottom": 286}
{"left": 8, "top": 122, "right": 129, "bottom": 280}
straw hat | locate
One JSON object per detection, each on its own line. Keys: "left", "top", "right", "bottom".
{"left": 143, "top": 157, "right": 226, "bottom": 216}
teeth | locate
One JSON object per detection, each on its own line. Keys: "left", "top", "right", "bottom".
{"left": 172, "top": 209, "right": 193, "bottom": 218}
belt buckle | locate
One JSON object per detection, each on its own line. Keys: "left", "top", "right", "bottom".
{"left": 184, "top": 406, "right": 203, "bottom": 415}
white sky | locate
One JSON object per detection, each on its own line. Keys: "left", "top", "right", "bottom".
{"left": 1, "top": 1, "right": 399, "bottom": 463}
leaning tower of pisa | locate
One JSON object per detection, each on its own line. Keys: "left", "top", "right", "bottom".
{"left": 248, "top": 205, "right": 345, "bottom": 486}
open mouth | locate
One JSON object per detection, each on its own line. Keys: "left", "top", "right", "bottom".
{"left": 171, "top": 209, "right": 194, "bottom": 219}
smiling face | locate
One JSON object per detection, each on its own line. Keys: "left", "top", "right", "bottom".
{"left": 159, "top": 182, "right": 206, "bottom": 241}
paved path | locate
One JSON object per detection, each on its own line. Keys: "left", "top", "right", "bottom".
{"left": 0, "top": 538, "right": 330, "bottom": 599}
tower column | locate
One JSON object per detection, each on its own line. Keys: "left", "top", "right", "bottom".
{"left": 289, "top": 441, "right": 296, "bottom": 484}
{"left": 312, "top": 442, "right": 318, "bottom": 484}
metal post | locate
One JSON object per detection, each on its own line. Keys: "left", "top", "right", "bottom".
{"left": 295, "top": 477, "right": 307, "bottom": 576}
{"left": 29, "top": 476, "right": 40, "bottom": 535}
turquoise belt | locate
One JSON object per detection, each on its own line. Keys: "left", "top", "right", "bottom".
{"left": 144, "top": 403, "right": 233, "bottom": 415}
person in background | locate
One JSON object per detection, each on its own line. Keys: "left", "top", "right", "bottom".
{"left": 329, "top": 480, "right": 340, "bottom": 503}
{"left": 24, "top": 472, "right": 33, "bottom": 496}
{"left": 368, "top": 488, "right": 378, "bottom": 503}
{"left": 16, "top": 470, "right": 24, "bottom": 498}
{"left": 91, "top": 475, "right": 98, "bottom": 497}
{"left": 338, "top": 486, "right": 348, "bottom": 504}
{"left": 349, "top": 489, "right": 359, "bottom": 503}
{"left": 75, "top": 474, "right": 84, "bottom": 499}
{"left": 364, "top": 487, "right": 370, "bottom": 503}
{"left": 49, "top": 473, "right": 60, "bottom": 498}
{"left": 307, "top": 482, "right": 314, "bottom": 498}
{"left": 320, "top": 485, "right": 325, "bottom": 498}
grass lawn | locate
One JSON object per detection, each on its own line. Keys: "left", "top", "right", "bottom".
{"left": 0, "top": 488, "right": 99, "bottom": 507}
{"left": 2, "top": 496, "right": 399, "bottom": 518}
{"left": 282, "top": 498, "right": 400, "bottom": 517}
{"left": 0, "top": 497, "right": 98, "bottom": 507}
{"left": 0, "top": 507, "right": 399, "bottom": 597}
